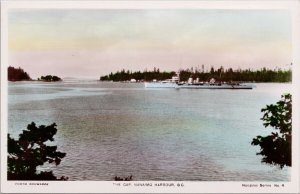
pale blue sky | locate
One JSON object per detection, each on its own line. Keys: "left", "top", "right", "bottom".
{"left": 9, "top": 9, "right": 292, "bottom": 78}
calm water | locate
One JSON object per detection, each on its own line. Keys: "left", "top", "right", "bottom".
{"left": 8, "top": 80, "right": 291, "bottom": 181}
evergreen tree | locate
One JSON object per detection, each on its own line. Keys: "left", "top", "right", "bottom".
{"left": 8, "top": 122, "right": 68, "bottom": 180}
{"left": 99, "top": 67, "right": 291, "bottom": 83}
{"left": 252, "top": 94, "right": 292, "bottom": 168}
{"left": 8, "top": 66, "right": 31, "bottom": 81}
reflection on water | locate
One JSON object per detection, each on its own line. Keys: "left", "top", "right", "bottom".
{"left": 8, "top": 81, "right": 291, "bottom": 181}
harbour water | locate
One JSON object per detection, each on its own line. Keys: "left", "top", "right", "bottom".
{"left": 8, "top": 80, "right": 291, "bottom": 181}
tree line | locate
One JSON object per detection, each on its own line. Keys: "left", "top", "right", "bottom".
{"left": 100, "top": 67, "right": 291, "bottom": 82}
{"left": 38, "top": 75, "right": 62, "bottom": 82}
{"left": 8, "top": 66, "right": 31, "bottom": 81}
{"left": 8, "top": 66, "right": 62, "bottom": 82}
{"left": 100, "top": 68, "right": 176, "bottom": 82}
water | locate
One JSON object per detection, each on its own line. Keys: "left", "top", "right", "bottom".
{"left": 8, "top": 80, "right": 291, "bottom": 181}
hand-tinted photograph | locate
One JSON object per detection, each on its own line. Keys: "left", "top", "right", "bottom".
{"left": 2, "top": 2, "right": 298, "bottom": 193}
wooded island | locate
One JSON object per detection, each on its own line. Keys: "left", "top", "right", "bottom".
{"left": 8, "top": 66, "right": 31, "bottom": 81}
{"left": 100, "top": 66, "right": 291, "bottom": 82}
{"left": 8, "top": 66, "right": 62, "bottom": 82}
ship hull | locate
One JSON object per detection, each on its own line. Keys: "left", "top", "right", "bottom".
{"left": 178, "top": 84, "right": 254, "bottom": 89}
{"left": 145, "top": 82, "right": 254, "bottom": 89}
{"left": 144, "top": 82, "right": 178, "bottom": 88}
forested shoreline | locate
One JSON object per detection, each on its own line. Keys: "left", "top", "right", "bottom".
{"left": 8, "top": 66, "right": 62, "bottom": 82}
{"left": 100, "top": 67, "right": 291, "bottom": 82}
{"left": 8, "top": 66, "right": 31, "bottom": 81}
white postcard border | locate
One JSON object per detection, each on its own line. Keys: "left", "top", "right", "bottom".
{"left": 1, "top": 1, "right": 300, "bottom": 193}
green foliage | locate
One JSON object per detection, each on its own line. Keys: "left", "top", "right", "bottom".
{"left": 100, "top": 68, "right": 176, "bottom": 82}
{"left": 179, "top": 67, "right": 291, "bottom": 82}
{"left": 40, "top": 75, "right": 62, "bottom": 82}
{"left": 252, "top": 94, "right": 292, "bottom": 168}
{"left": 100, "top": 66, "right": 291, "bottom": 82}
{"left": 52, "top": 76, "right": 61, "bottom": 81}
{"left": 8, "top": 66, "right": 31, "bottom": 81}
{"left": 8, "top": 122, "right": 67, "bottom": 180}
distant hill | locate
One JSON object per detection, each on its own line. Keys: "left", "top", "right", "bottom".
{"left": 8, "top": 66, "right": 31, "bottom": 81}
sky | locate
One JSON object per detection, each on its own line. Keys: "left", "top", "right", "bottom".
{"left": 8, "top": 9, "right": 292, "bottom": 79}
